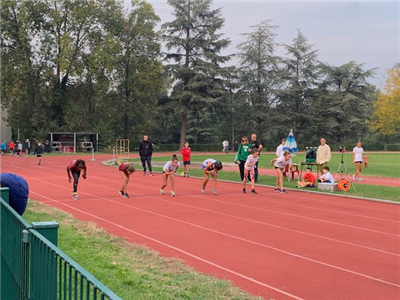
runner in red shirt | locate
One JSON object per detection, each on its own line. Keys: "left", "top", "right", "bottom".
{"left": 181, "top": 141, "right": 191, "bottom": 177}
{"left": 116, "top": 161, "right": 135, "bottom": 198}
{"left": 67, "top": 159, "right": 87, "bottom": 200}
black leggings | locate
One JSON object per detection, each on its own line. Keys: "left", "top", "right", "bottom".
{"left": 141, "top": 156, "right": 152, "bottom": 172}
{"left": 71, "top": 170, "right": 81, "bottom": 193}
{"left": 239, "top": 160, "right": 246, "bottom": 181}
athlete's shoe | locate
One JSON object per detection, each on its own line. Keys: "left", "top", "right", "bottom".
{"left": 123, "top": 193, "right": 130, "bottom": 198}
{"left": 72, "top": 193, "right": 80, "bottom": 200}
{"left": 186, "top": 174, "right": 190, "bottom": 178}
{"left": 171, "top": 191, "right": 176, "bottom": 197}
{"left": 160, "top": 189, "right": 164, "bottom": 195}
{"left": 149, "top": 172, "right": 153, "bottom": 176}
{"left": 352, "top": 174, "right": 356, "bottom": 180}
{"left": 201, "top": 188, "right": 206, "bottom": 195}
{"left": 212, "top": 189, "right": 218, "bottom": 196}
{"left": 280, "top": 189, "right": 287, "bottom": 194}
{"left": 242, "top": 188, "right": 246, "bottom": 193}
{"left": 143, "top": 171, "right": 147, "bottom": 176}
{"left": 358, "top": 178, "right": 364, "bottom": 181}
{"left": 119, "top": 190, "right": 124, "bottom": 197}
{"left": 251, "top": 189, "right": 257, "bottom": 194}
{"left": 275, "top": 188, "right": 281, "bottom": 193}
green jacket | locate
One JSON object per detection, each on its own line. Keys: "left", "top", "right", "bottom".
{"left": 235, "top": 143, "right": 251, "bottom": 161}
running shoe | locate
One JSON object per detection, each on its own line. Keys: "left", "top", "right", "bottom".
{"left": 352, "top": 174, "right": 356, "bottom": 180}
{"left": 201, "top": 188, "right": 206, "bottom": 195}
{"left": 72, "top": 193, "right": 80, "bottom": 200}
{"left": 212, "top": 189, "right": 218, "bottom": 195}
{"left": 281, "top": 189, "right": 287, "bottom": 194}
{"left": 123, "top": 193, "right": 130, "bottom": 198}
{"left": 149, "top": 172, "right": 153, "bottom": 176}
{"left": 171, "top": 191, "right": 176, "bottom": 197}
{"left": 358, "top": 178, "right": 364, "bottom": 181}
{"left": 186, "top": 174, "right": 190, "bottom": 178}
{"left": 160, "top": 189, "right": 164, "bottom": 195}
{"left": 143, "top": 171, "right": 147, "bottom": 176}
{"left": 251, "top": 189, "right": 257, "bottom": 194}
{"left": 242, "top": 188, "right": 246, "bottom": 193}
{"left": 119, "top": 190, "right": 124, "bottom": 197}
{"left": 275, "top": 188, "right": 281, "bottom": 193}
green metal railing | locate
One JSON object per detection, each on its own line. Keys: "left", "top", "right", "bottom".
{"left": 0, "top": 187, "right": 122, "bottom": 300}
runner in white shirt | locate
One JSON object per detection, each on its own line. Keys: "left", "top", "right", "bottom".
{"left": 243, "top": 148, "right": 259, "bottom": 194}
{"left": 272, "top": 150, "right": 292, "bottom": 194}
{"left": 352, "top": 141, "right": 365, "bottom": 181}
{"left": 160, "top": 155, "right": 180, "bottom": 197}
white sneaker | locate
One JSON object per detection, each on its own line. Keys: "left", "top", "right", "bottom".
{"left": 358, "top": 178, "right": 364, "bottom": 181}
{"left": 352, "top": 174, "right": 356, "bottom": 180}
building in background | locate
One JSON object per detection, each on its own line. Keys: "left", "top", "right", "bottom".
{"left": 1, "top": 109, "right": 12, "bottom": 143}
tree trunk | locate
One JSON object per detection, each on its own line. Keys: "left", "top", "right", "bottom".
{"left": 384, "top": 135, "right": 387, "bottom": 151}
{"left": 179, "top": 112, "right": 187, "bottom": 150}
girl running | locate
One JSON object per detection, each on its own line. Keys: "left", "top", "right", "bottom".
{"left": 201, "top": 159, "right": 223, "bottom": 195}
{"left": 67, "top": 159, "right": 87, "bottom": 200}
{"left": 243, "top": 148, "right": 259, "bottom": 194}
{"left": 271, "top": 150, "right": 292, "bottom": 194}
{"left": 160, "top": 154, "right": 180, "bottom": 197}
{"left": 116, "top": 161, "right": 135, "bottom": 198}
{"left": 181, "top": 141, "right": 191, "bottom": 177}
{"left": 352, "top": 140, "right": 365, "bottom": 181}
{"left": 35, "top": 142, "right": 44, "bottom": 165}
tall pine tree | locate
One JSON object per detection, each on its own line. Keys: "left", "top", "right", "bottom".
{"left": 162, "top": 0, "right": 232, "bottom": 148}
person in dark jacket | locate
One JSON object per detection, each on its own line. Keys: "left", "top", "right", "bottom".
{"left": 35, "top": 142, "right": 44, "bottom": 165}
{"left": 139, "top": 135, "right": 153, "bottom": 176}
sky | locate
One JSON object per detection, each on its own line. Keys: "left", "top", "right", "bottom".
{"left": 125, "top": 0, "right": 399, "bottom": 88}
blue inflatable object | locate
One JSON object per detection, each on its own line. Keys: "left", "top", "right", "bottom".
{"left": 0, "top": 173, "right": 29, "bottom": 216}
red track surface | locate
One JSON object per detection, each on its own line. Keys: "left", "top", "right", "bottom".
{"left": 1, "top": 155, "right": 400, "bottom": 300}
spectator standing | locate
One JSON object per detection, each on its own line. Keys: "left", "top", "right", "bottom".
{"left": 276, "top": 138, "right": 286, "bottom": 157}
{"left": 181, "top": 141, "right": 191, "bottom": 177}
{"left": 250, "top": 134, "right": 263, "bottom": 182}
{"left": 233, "top": 141, "right": 238, "bottom": 152}
{"left": 25, "top": 139, "right": 31, "bottom": 155}
{"left": 17, "top": 140, "right": 23, "bottom": 156}
{"left": 222, "top": 140, "right": 229, "bottom": 153}
{"left": 234, "top": 136, "right": 251, "bottom": 181}
{"left": 352, "top": 140, "right": 365, "bottom": 182}
{"left": 316, "top": 138, "right": 331, "bottom": 175}
{"left": 139, "top": 135, "right": 153, "bottom": 176}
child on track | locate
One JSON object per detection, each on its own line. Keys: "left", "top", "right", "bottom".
{"left": 67, "top": 159, "right": 87, "bottom": 200}
{"left": 116, "top": 161, "right": 135, "bottom": 198}
{"left": 296, "top": 167, "right": 316, "bottom": 188}
{"left": 318, "top": 166, "right": 334, "bottom": 183}
{"left": 243, "top": 148, "right": 259, "bottom": 194}
{"left": 35, "top": 142, "right": 44, "bottom": 165}
{"left": 160, "top": 154, "right": 180, "bottom": 197}
{"left": 271, "top": 150, "right": 292, "bottom": 194}
{"left": 1, "top": 141, "right": 6, "bottom": 156}
{"left": 201, "top": 159, "right": 223, "bottom": 195}
{"left": 9, "top": 140, "right": 14, "bottom": 155}
{"left": 181, "top": 141, "right": 191, "bottom": 177}
{"left": 352, "top": 141, "right": 365, "bottom": 181}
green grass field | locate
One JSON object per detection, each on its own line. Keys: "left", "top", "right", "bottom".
{"left": 23, "top": 201, "right": 261, "bottom": 300}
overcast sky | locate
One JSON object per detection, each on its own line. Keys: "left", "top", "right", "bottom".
{"left": 126, "top": 0, "right": 399, "bottom": 88}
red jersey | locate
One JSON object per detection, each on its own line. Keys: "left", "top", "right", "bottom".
{"left": 9, "top": 141, "right": 14, "bottom": 149}
{"left": 303, "top": 172, "right": 315, "bottom": 184}
{"left": 181, "top": 147, "right": 191, "bottom": 162}
{"left": 67, "top": 160, "right": 87, "bottom": 173}
{"left": 119, "top": 162, "right": 132, "bottom": 174}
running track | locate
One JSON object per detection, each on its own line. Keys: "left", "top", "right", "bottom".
{"left": 1, "top": 155, "right": 400, "bottom": 300}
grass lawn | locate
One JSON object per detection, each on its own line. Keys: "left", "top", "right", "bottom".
{"left": 23, "top": 200, "right": 262, "bottom": 300}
